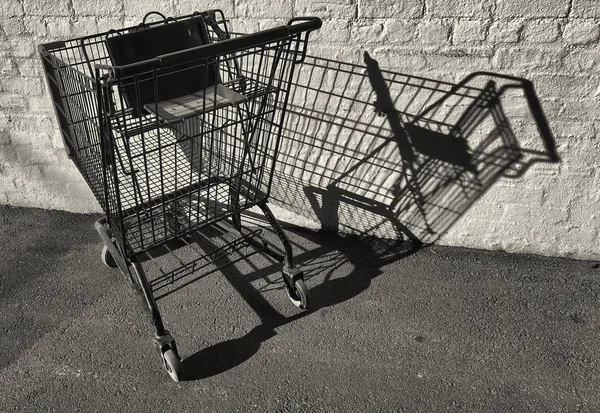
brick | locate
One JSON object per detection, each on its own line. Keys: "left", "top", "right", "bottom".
{"left": 428, "top": 0, "right": 494, "bottom": 18}
{"left": 0, "top": 76, "right": 44, "bottom": 96}
{"left": 359, "top": 0, "right": 423, "bottom": 19}
{"left": 0, "top": 111, "right": 11, "bottom": 128}
{"left": 572, "top": 0, "right": 600, "bottom": 18}
{"left": 369, "top": 48, "right": 428, "bottom": 70}
{"left": 15, "top": 59, "right": 41, "bottom": 77}
{"left": 72, "top": 17, "right": 99, "bottom": 37}
{"left": 487, "top": 21, "right": 522, "bottom": 43}
{"left": 453, "top": 20, "right": 488, "bottom": 43}
{"left": 562, "top": 49, "right": 600, "bottom": 73}
{"left": 384, "top": 20, "right": 418, "bottom": 43}
{"left": 425, "top": 51, "right": 491, "bottom": 72}
{"left": 550, "top": 121, "right": 595, "bottom": 138}
{"left": 45, "top": 18, "right": 74, "bottom": 39}
{"left": 532, "top": 74, "right": 598, "bottom": 100}
{"left": 350, "top": 21, "right": 384, "bottom": 44}
{"left": 229, "top": 18, "right": 260, "bottom": 34}
{"left": 1, "top": 0, "right": 23, "bottom": 17}
{"left": 258, "top": 19, "right": 285, "bottom": 31}
{"left": 177, "top": 0, "right": 234, "bottom": 17}
{"left": 124, "top": 0, "right": 176, "bottom": 19}
{"left": 8, "top": 130, "right": 42, "bottom": 146}
{"left": 67, "top": 181, "right": 95, "bottom": 198}
{"left": 523, "top": 19, "right": 560, "bottom": 43}
{"left": 0, "top": 191, "right": 9, "bottom": 204}
{"left": 418, "top": 21, "right": 450, "bottom": 44}
{"left": 41, "top": 163, "right": 75, "bottom": 182}
{"left": 496, "top": 0, "right": 570, "bottom": 18}
{"left": 0, "top": 58, "right": 16, "bottom": 76}
{"left": 96, "top": 17, "right": 123, "bottom": 33}
{"left": 488, "top": 182, "right": 546, "bottom": 207}
{"left": 0, "top": 17, "right": 26, "bottom": 37}
{"left": 553, "top": 100, "right": 600, "bottom": 120}
{"left": 9, "top": 114, "right": 54, "bottom": 135}
{"left": 6, "top": 39, "right": 36, "bottom": 58}
{"left": 0, "top": 94, "right": 28, "bottom": 111}
{"left": 49, "top": 129, "right": 65, "bottom": 149}
{"left": 16, "top": 144, "right": 61, "bottom": 164}
{"left": 0, "top": 145, "right": 17, "bottom": 164}
{"left": 23, "top": 0, "right": 71, "bottom": 17}
{"left": 563, "top": 138, "right": 600, "bottom": 172}
{"left": 0, "top": 129, "right": 10, "bottom": 145}
{"left": 309, "top": 43, "right": 363, "bottom": 64}
{"left": 492, "top": 47, "right": 567, "bottom": 72}
{"left": 23, "top": 17, "right": 47, "bottom": 37}
{"left": 563, "top": 21, "right": 600, "bottom": 45}
{"left": 73, "top": 0, "right": 122, "bottom": 17}
{"left": 26, "top": 96, "right": 53, "bottom": 113}
{"left": 311, "top": 20, "right": 351, "bottom": 43}
{"left": 236, "top": 0, "right": 293, "bottom": 18}
{"left": 296, "top": 0, "right": 356, "bottom": 19}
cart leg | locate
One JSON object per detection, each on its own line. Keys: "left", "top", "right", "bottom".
{"left": 95, "top": 218, "right": 142, "bottom": 288}
{"left": 95, "top": 218, "right": 128, "bottom": 274}
{"left": 231, "top": 203, "right": 242, "bottom": 232}
{"left": 130, "top": 260, "right": 184, "bottom": 381}
{"left": 258, "top": 202, "right": 294, "bottom": 267}
{"left": 258, "top": 202, "right": 309, "bottom": 310}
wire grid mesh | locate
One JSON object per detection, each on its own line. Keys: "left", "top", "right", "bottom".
{"left": 272, "top": 55, "right": 524, "bottom": 242}
{"left": 139, "top": 223, "right": 267, "bottom": 300}
{"left": 105, "top": 41, "right": 295, "bottom": 253}
{"left": 40, "top": 12, "right": 305, "bottom": 255}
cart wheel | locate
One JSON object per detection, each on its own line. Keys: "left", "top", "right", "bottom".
{"left": 163, "top": 348, "right": 184, "bottom": 382}
{"left": 101, "top": 245, "right": 118, "bottom": 268}
{"left": 286, "top": 279, "right": 308, "bottom": 310}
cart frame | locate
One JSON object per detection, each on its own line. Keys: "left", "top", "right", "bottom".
{"left": 39, "top": 10, "right": 321, "bottom": 381}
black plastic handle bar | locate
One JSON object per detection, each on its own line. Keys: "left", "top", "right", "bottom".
{"left": 111, "top": 16, "right": 322, "bottom": 78}
{"left": 287, "top": 16, "right": 322, "bottom": 35}
{"left": 158, "top": 26, "right": 289, "bottom": 69}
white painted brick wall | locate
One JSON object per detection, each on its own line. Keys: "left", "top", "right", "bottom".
{"left": 0, "top": 0, "right": 598, "bottom": 259}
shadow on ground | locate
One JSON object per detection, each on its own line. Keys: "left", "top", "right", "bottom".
{"left": 176, "top": 52, "right": 561, "bottom": 382}
{"left": 181, "top": 222, "right": 420, "bottom": 380}
{"left": 0, "top": 206, "right": 599, "bottom": 411}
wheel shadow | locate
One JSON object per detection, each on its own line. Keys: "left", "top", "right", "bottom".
{"left": 180, "top": 220, "right": 418, "bottom": 381}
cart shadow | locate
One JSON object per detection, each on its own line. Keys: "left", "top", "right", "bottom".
{"left": 181, "top": 324, "right": 273, "bottom": 380}
{"left": 181, "top": 223, "right": 418, "bottom": 381}
{"left": 286, "top": 228, "right": 421, "bottom": 311}
{"left": 271, "top": 52, "right": 559, "bottom": 245}
{"left": 182, "top": 52, "right": 559, "bottom": 381}
{"left": 180, "top": 228, "right": 310, "bottom": 381}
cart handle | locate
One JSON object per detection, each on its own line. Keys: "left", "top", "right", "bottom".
{"left": 287, "top": 17, "right": 322, "bottom": 63}
{"left": 287, "top": 16, "right": 322, "bottom": 35}
{"left": 111, "top": 17, "right": 322, "bottom": 78}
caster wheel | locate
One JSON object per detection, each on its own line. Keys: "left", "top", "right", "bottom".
{"left": 286, "top": 279, "right": 308, "bottom": 310}
{"left": 163, "top": 348, "right": 184, "bottom": 382}
{"left": 101, "top": 245, "right": 117, "bottom": 268}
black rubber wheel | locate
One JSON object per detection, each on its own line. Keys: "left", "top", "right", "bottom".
{"left": 163, "top": 349, "right": 184, "bottom": 382}
{"left": 101, "top": 245, "right": 117, "bottom": 268}
{"left": 286, "top": 279, "right": 308, "bottom": 310}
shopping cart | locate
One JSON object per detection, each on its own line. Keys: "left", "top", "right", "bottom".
{"left": 38, "top": 10, "right": 321, "bottom": 381}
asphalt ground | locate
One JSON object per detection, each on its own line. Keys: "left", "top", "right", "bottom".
{"left": 0, "top": 205, "right": 598, "bottom": 412}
